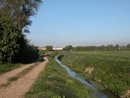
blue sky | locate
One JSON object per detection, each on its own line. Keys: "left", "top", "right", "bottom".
{"left": 27, "top": 0, "right": 130, "bottom": 47}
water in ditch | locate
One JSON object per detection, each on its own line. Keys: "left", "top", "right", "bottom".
{"left": 54, "top": 56, "right": 119, "bottom": 98}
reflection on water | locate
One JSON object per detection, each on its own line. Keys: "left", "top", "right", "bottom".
{"left": 54, "top": 56, "right": 118, "bottom": 98}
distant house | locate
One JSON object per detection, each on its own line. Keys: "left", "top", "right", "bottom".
{"left": 38, "top": 47, "right": 63, "bottom": 51}
{"left": 38, "top": 47, "right": 47, "bottom": 51}
{"left": 52, "top": 47, "right": 63, "bottom": 51}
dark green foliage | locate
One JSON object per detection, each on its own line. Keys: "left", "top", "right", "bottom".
{"left": 0, "top": 18, "right": 21, "bottom": 63}
{"left": 0, "top": 0, "right": 42, "bottom": 64}
{"left": 20, "top": 45, "right": 39, "bottom": 63}
{"left": 46, "top": 46, "right": 53, "bottom": 51}
{"left": 14, "top": 45, "right": 39, "bottom": 64}
{"left": 127, "top": 44, "right": 130, "bottom": 48}
{"left": 0, "top": 0, "right": 42, "bottom": 31}
{"left": 0, "top": 18, "right": 39, "bottom": 64}
{"left": 63, "top": 45, "right": 73, "bottom": 51}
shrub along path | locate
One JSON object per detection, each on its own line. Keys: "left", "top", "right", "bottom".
{"left": 0, "top": 57, "right": 48, "bottom": 98}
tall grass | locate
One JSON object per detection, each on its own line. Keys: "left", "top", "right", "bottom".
{"left": 59, "top": 51, "right": 130, "bottom": 97}
{"left": 25, "top": 58, "right": 89, "bottom": 98}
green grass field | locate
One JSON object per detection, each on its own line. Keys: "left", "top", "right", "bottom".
{"left": 59, "top": 51, "right": 130, "bottom": 97}
{"left": 25, "top": 58, "right": 90, "bottom": 98}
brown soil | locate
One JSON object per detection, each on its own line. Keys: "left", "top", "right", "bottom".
{"left": 0, "top": 57, "right": 48, "bottom": 98}
{"left": 0, "top": 63, "right": 35, "bottom": 85}
{"left": 84, "top": 66, "right": 95, "bottom": 74}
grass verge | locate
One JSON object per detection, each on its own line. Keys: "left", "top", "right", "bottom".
{"left": 0, "top": 63, "right": 23, "bottom": 74}
{"left": 25, "top": 58, "right": 89, "bottom": 98}
{"left": 59, "top": 51, "right": 130, "bottom": 97}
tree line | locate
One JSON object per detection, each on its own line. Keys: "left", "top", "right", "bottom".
{"left": 0, "top": 0, "right": 42, "bottom": 64}
{"left": 63, "top": 44, "right": 130, "bottom": 51}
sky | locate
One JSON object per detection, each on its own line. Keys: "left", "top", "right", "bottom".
{"left": 27, "top": 0, "right": 130, "bottom": 47}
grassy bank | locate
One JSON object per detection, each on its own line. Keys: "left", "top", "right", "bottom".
{"left": 59, "top": 51, "right": 130, "bottom": 97}
{"left": 25, "top": 58, "right": 89, "bottom": 98}
{"left": 0, "top": 63, "right": 23, "bottom": 74}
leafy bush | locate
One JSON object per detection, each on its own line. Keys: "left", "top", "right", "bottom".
{"left": 0, "top": 18, "right": 21, "bottom": 63}
{"left": 14, "top": 45, "right": 39, "bottom": 64}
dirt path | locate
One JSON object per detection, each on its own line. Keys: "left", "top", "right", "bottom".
{"left": 0, "top": 57, "right": 48, "bottom": 98}
{"left": 0, "top": 63, "right": 36, "bottom": 85}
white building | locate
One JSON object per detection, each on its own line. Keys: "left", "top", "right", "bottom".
{"left": 38, "top": 47, "right": 63, "bottom": 51}
{"left": 38, "top": 47, "right": 47, "bottom": 51}
{"left": 52, "top": 47, "right": 63, "bottom": 51}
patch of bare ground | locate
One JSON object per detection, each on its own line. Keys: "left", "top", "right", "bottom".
{"left": 84, "top": 66, "right": 95, "bottom": 74}
{"left": 0, "top": 57, "right": 48, "bottom": 98}
{"left": 0, "top": 63, "right": 36, "bottom": 85}
{"left": 121, "top": 89, "right": 130, "bottom": 98}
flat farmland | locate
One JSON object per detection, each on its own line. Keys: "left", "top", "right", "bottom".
{"left": 59, "top": 51, "right": 130, "bottom": 98}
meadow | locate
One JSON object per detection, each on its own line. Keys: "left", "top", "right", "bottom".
{"left": 25, "top": 57, "right": 90, "bottom": 98}
{"left": 59, "top": 51, "right": 130, "bottom": 98}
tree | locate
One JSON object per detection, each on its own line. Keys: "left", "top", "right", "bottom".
{"left": 106, "top": 44, "right": 114, "bottom": 50}
{"left": 115, "top": 44, "right": 120, "bottom": 49}
{"left": 0, "top": 0, "right": 42, "bottom": 63}
{"left": 63, "top": 45, "right": 73, "bottom": 51}
{"left": 0, "top": 0, "right": 42, "bottom": 32}
{"left": 127, "top": 44, "right": 130, "bottom": 48}
{"left": 17, "top": 45, "right": 39, "bottom": 63}
{"left": 46, "top": 46, "right": 53, "bottom": 51}
{"left": 0, "top": 18, "right": 21, "bottom": 63}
